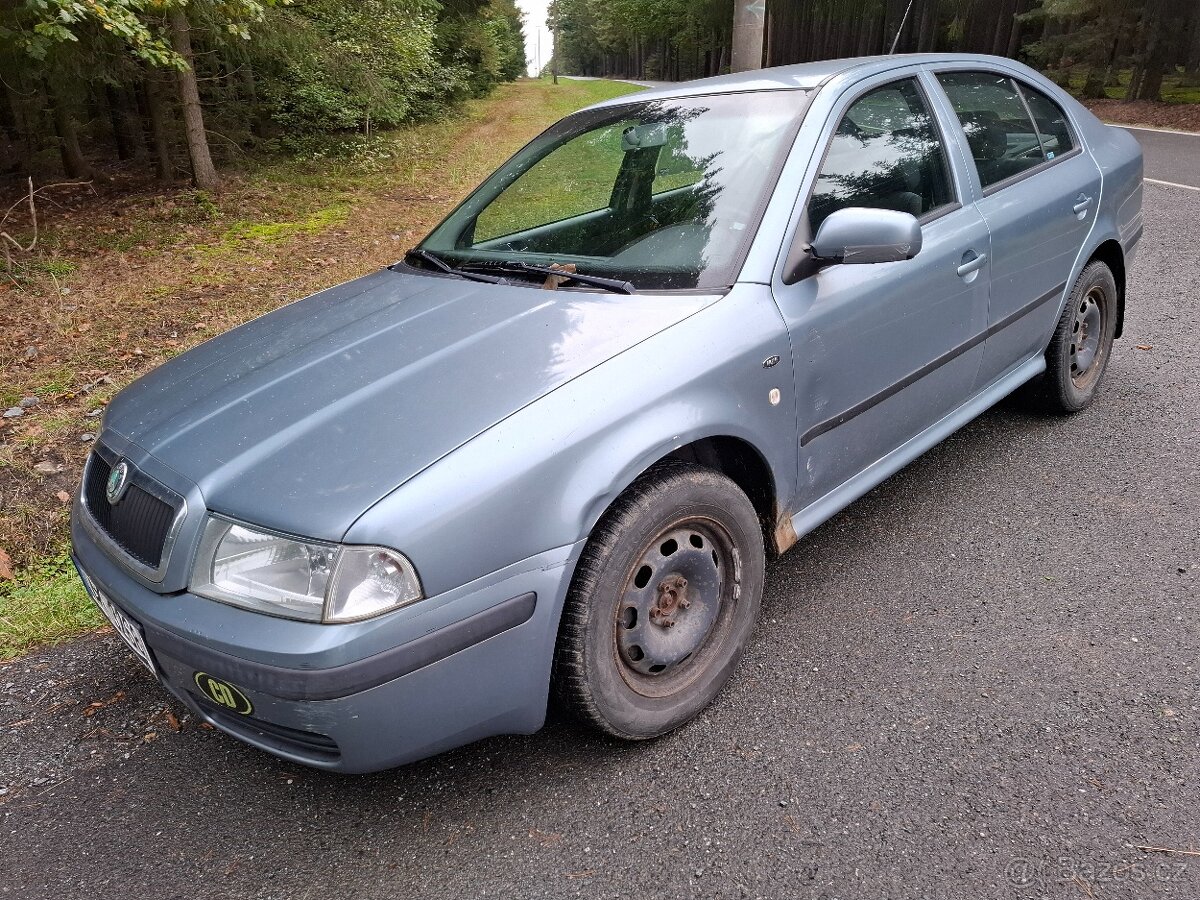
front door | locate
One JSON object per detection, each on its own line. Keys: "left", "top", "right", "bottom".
{"left": 773, "top": 76, "right": 991, "bottom": 505}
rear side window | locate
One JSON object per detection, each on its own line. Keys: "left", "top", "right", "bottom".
{"left": 808, "top": 78, "right": 955, "bottom": 233}
{"left": 1020, "top": 84, "right": 1075, "bottom": 159}
{"left": 935, "top": 71, "right": 1070, "bottom": 190}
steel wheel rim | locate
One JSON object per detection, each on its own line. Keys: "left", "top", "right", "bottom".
{"left": 1070, "top": 286, "right": 1107, "bottom": 387}
{"left": 613, "top": 517, "right": 740, "bottom": 698}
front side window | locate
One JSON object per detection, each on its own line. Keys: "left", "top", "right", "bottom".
{"left": 421, "top": 91, "right": 809, "bottom": 291}
{"left": 935, "top": 71, "right": 1067, "bottom": 189}
{"left": 808, "top": 78, "right": 954, "bottom": 234}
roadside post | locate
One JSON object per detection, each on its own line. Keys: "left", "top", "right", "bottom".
{"left": 732, "top": 0, "right": 766, "bottom": 72}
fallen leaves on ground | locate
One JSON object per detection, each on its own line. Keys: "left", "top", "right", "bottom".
{"left": 1083, "top": 99, "right": 1200, "bottom": 132}
{"left": 82, "top": 690, "right": 126, "bottom": 717}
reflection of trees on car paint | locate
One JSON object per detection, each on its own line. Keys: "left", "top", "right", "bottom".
{"left": 810, "top": 79, "right": 954, "bottom": 232}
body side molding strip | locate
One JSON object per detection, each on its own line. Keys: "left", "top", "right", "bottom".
{"left": 800, "top": 281, "right": 1066, "bottom": 447}
{"left": 791, "top": 354, "right": 1046, "bottom": 541}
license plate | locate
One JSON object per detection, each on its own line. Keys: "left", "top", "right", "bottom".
{"left": 78, "top": 569, "right": 157, "bottom": 675}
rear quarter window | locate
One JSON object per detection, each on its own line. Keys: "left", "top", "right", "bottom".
{"left": 1018, "top": 84, "right": 1076, "bottom": 159}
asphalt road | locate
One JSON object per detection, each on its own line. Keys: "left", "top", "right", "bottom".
{"left": 1125, "top": 126, "right": 1200, "bottom": 189}
{"left": 2, "top": 165, "right": 1199, "bottom": 899}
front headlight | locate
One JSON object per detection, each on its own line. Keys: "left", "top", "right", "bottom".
{"left": 190, "top": 517, "right": 422, "bottom": 623}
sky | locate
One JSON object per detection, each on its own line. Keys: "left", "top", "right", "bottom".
{"left": 517, "top": 0, "right": 552, "bottom": 76}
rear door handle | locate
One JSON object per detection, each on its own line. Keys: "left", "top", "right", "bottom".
{"left": 957, "top": 250, "right": 988, "bottom": 277}
{"left": 1073, "top": 194, "right": 1092, "bottom": 215}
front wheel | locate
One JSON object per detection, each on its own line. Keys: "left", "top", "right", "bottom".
{"left": 1033, "top": 260, "right": 1119, "bottom": 413}
{"left": 553, "top": 463, "right": 765, "bottom": 740}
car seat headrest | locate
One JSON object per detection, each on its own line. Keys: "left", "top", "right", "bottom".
{"left": 961, "top": 111, "right": 1006, "bottom": 161}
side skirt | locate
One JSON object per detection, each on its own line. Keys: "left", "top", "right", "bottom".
{"left": 788, "top": 354, "right": 1046, "bottom": 543}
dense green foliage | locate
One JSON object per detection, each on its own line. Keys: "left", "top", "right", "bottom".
{"left": 0, "top": 0, "right": 526, "bottom": 186}
{"left": 547, "top": 0, "right": 1200, "bottom": 101}
{"left": 1022, "top": 0, "right": 1200, "bottom": 100}
{"left": 549, "top": 0, "right": 735, "bottom": 80}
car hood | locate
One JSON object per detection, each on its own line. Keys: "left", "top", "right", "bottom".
{"left": 104, "top": 269, "right": 718, "bottom": 540}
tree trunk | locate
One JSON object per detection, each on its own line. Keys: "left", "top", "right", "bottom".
{"left": 241, "top": 65, "right": 268, "bottom": 139}
{"left": 0, "top": 86, "right": 23, "bottom": 174}
{"left": 1124, "top": 0, "right": 1180, "bottom": 102}
{"left": 882, "top": 0, "right": 903, "bottom": 53}
{"left": 838, "top": 0, "right": 856, "bottom": 57}
{"left": 1125, "top": 66, "right": 1144, "bottom": 100}
{"left": 916, "top": 0, "right": 937, "bottom": 52}
{"left": 3, "top": 84, "right": 36, "bottom": 174}
{"left": 1136, "top": 60, "right": 1165, "bottom": 101}
{"left": 1135, "top": 5, "right": 1169, "bottom": 101}
{"left": 1091, "top": 35, "right": 1123, "bottom": 95}
{"left": 105, "top": 85, "right": 147, "bottom": 161}
{"left": 1081, "top": 68, "right": 1108, "bottom": 98}
{"left": 142, "top": 78, "right": 174, "bottom": 183}
{"left": 0, "top": 124, "right": 15, "bottom": 175}
{"left": 1183, "top": 1, "right": 1200, "bottom": 84}
{"left": 105, "top": 86, "right": 131, "bottom": 160}
{"left": 168, "top": 4, "right": 219, "bottom": 190}
{"left": 551, "top": 23, "right": 559, "bottom": 84}
{"left": 992, "top": 0, "right": 1016, "bottom": 56}
{"left": 1007, "top": 0, "right": 1028, "bottom": 58}
{"left": 48, "top": 83, "right": 93, "bottom": 179}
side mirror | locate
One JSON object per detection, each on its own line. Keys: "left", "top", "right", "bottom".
{"left": 808, "top": 208, "right": 922, "bottom": 266}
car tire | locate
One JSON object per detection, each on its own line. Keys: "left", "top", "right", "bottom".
{"left": 552, "top": 462, "right": 765, "bottom": 740}
{"left": 1031, "top": 260, "right": 1118, "bottom": 414}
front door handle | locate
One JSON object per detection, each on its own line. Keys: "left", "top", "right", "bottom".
{"left": 957, "top": 250, "right": 988, "bottom": 277}
{"left": 1073, "top": 194, "right": 1092, "bottom": 215}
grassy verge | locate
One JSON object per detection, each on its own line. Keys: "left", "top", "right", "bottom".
{"left": 1056, "top": 68, "right": 1200, "bottom": 132}
{"left": 0, "top": 77, "right": 643, "bottom": 660}
{"left": 1061, "top": 69, "right": 1200, "bottom": 105}
{"left": 0, "top": 552, "right": 102, "bottom": 661}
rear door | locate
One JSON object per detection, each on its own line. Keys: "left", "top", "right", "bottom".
{"left": 930, "top": 69, "right": 1102, "bottom": 388}
{"left": 771, "top": 74, "right": 991, "bottom": 502}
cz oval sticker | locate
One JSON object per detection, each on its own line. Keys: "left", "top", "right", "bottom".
{"left": 193, "top": 672, "right": 253, "bottom": 716}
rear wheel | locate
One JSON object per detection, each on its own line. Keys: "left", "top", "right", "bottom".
{"left": 1031, "top": 260, "right": 1118, "bottom": 413}
{"left": 553, "top": 463, "right": 765, "bottom": 740}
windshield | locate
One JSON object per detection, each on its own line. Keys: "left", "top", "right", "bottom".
{"left": 419, "top": 90, "right": 809, "bottom": 291}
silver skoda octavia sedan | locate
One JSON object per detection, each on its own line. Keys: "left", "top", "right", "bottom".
{"left": 72, "top": 54, "right": 1142, "bottom": 772}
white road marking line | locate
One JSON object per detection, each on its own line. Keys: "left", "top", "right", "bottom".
{"left": 1144, "top": 177, "right": 1200, "bottom": 192}
{"left": 1112, "top": 123, "right": 1200, "bottom": 137}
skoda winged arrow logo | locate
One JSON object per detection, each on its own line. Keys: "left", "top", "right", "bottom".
{"left": 105, "top": 460, "right": 131, "bottom": 505}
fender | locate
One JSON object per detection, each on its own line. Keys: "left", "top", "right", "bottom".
{"left": 345, "top": 283, "right": 798, "bottom": 598}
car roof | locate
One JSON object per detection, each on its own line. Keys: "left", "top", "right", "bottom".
{"left": 585, "top": 53, "right": 1031, "bottom": 108}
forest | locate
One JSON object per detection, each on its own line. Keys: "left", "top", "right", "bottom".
{"left": 547, "top": 0, "right": 1200, "bottom": 103}
{"left": 0, "top": 0, "right": 527, "bottom": 190}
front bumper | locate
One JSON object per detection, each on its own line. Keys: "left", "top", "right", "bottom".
{"left": 72, "top": 513, "right": 582, "bottom": 773}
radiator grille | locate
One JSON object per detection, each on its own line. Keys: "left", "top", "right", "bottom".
{"left": 83, "top": 453, "right": 179, "bottom": 569}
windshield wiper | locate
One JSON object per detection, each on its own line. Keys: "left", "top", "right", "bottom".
{"left": 462, "top": 261, "right": 636, "bottom": 295}
{"left": 400, "top": 249, "right": 507, "bottom": 285}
